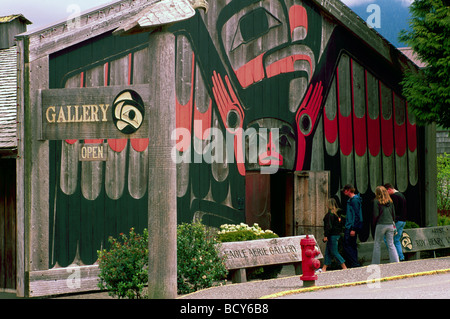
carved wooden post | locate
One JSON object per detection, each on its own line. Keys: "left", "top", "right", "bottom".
{"left": 147, "top": 29, "right": 177, "bottom": 299}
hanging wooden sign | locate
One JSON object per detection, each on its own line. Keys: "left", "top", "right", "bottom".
{"left": 38, "top": 84, "right": 150, "bottom": 140}
{"left": 79, "top": 143, "right": 108, "bottom": 161}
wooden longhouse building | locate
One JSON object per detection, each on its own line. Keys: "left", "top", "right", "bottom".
{"left": 0, "top": 14, "right": 31, "bottom": 294}
{"left": 3, "top": 0, "right": 437, "bottom": 296}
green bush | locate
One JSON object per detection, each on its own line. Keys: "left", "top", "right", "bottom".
{"left": 97, "top": 223, "right": 228, "bottom": 298}
{"left": 438, "top": 213, "right": 450, "bottom": 226}
{"left": 437, "top": 153, "right": 450, "bottom": 211}
{"left": 404, "top": 220, "right": 420, "bottom": 229}
{"left": 97, "top": 228, "right": 148, "bottom": 299}
{"left": 177, "top": 222, "right": 228, "bottom": 295}
{"left": 217, "top": 223, "right": 282, "bottom": 280}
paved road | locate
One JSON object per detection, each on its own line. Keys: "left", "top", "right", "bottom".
{"left": 182, "top": 257, "right": 450, "bottom": 299}
{"left": 278, "top": 272, "right": 450, "bottom": 299}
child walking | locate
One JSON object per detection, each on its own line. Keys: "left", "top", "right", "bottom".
{"left": 322, "top": 198, "right": 347, "bottom": 272}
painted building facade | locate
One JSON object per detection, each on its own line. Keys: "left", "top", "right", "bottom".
{"left": 10, "top": 0, "right": 436, "bottom": 296}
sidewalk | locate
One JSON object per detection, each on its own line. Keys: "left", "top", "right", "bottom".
{"left": 179, "top": 256, "right": 450, "bottom": 299}
{"left": 3, "top": 256, "right": 448, "bottom": 299}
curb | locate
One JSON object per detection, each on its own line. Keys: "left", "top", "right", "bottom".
{"left": 260, "top": 268, "right": 450, "bottom": 299}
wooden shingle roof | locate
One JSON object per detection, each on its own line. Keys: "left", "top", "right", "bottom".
{"left": 0, "top": 14, "right": 32, "bottom": 25}
{"left": 0, "top": 46, "right": 17, "bottom": 149}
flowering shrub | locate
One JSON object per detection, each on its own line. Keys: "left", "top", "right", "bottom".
{"left": 217, "top": 223, "right": 282, "bottom": 279}
{"left": 97, "top": 228, "right": 148, "bottom": 299}
{"left": 177, "top": 222, "right": 228, "bottom": 294}
{"left": 217, "top": 223, "right": 276, "bottom": 242}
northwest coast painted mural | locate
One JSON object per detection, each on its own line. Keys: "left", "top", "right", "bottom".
{"left": 48, "top": 0, "right": 421, "bottom": 267}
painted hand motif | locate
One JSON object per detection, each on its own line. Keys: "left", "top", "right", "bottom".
{"left": 212, "top": 70, "right": 245, "bottom": 134}
{"left": 212, "top": 71, "right": 246, "bottom": 175}
{"left": 295, "top": 81, "right": 323, "bottom": 171}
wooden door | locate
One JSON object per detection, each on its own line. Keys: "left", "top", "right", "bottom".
{"left": 0, "top": 159, "right": 16, "bottom": 290}
{"left": 245, "top": 172, "right": 294, "bottom": 237}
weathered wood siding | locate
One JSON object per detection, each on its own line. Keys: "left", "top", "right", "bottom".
{"left": 0, "top": 159, "right": 16, "bottom": 290}
{"left": 47, "top": 0, "right": 424, "bottom": 266}
{"left": 170, "top": 0, "right": 423, "bottom": 240}
{"left": 48, "top": 32, "right": 150, "bottom": 268}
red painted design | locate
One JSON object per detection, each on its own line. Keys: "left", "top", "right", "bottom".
{"left": 108, "top": 139, "right": 128, "bottom": 152}
{"left": 212, "top": 71, "right": 245, "bottom": 133}
{"left": 234, "top": 133, "right": 246, "bottom": 176}
{"left": 266, "top": 55, "right": 312, "bottom": 79}
{"left": 80, "top": 71, "right": 85, "bottom": 88}
{"left": 351, "top": 60, "right": 367, "bottom": 157}
{"left": 324, "top": 76, "right": 338, "bottom": 145}
{"left": 234, "top": 52, "right": 313, "bottom": 89}
{"left": 176, "top": 53, "right": 195, "bottom": 152}
{"left": 176, "top": 99, "right": 193, "bottom": 152}
{"left": 295, "top": 81, "right": 323, "bottom": 170}
{"left": 128, "top": 53, "right": 133, "bottom": 86}
{"left": 85, "top": 139, "right": 103, "bottom": 144}
{"left": 406, "top": 102, "right": 417, "bottom": 152}
{"left": 367, "top": 115, "right": 381, "bottom": 157}
{"left": 393, "top": 93, "right": 407, "bottom": 157}
{"left": 104, "top": 62, "right": 109, "bottom": 86}
{"left": 193, "top": 99, "right": 212, "bottom": 140}
{"left": 212, "top": 70, "right": 245, "bottom": 175}
{"left": 365, "top": 71, "right": 381, "bottom": 157}
{"left": 379, "top": 83, "right": 394, "bottom": 157}
{"left": 324, "top": 109, "right": 338, "bottom": 144}
{"left": 65, "top": 140, "right": 78, "bottom": 145}
{"left": 258, "top": 131, "right": 283, "bottom": 166}
{"left": 131, "top": 138, "right": 149, "bottom": 152}
{"left": 289, "top": 5, "right": 308, "bottom": 37}
{"left": 234, "top": 54, "right": 265, "bottom": 88}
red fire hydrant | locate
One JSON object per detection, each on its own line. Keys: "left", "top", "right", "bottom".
{"left": 300, "top": 235, "right": 321, "bottom": 287}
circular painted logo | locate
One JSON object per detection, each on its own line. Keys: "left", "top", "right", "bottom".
{"left": 112, "top": 90, "right": 145, "bottom": 134}
{"left": 401, "top": 231, "right": 413, "bottom": 250}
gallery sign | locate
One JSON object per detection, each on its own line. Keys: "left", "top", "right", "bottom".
{"left": 217, "top": 235, "right": 323, "bottom": 270}
{"left": 38, "top": 85, "right": 150, "bottom": 140}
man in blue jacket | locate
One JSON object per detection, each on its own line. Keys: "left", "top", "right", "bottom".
{"left": 342, "top": 184, "right": 363, "bottom": 268}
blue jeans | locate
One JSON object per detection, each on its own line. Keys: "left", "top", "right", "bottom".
{"left": 344, "top": 229, "right": 360, "bottom": 267}
{"left": 324, "top": 235, "right": 345, "bottom": 266}
{"left": 373, "top": 224, "right": 399, "bottom": 264}
{"left": 384, "top": 221, "right": 406, "bottom": 261}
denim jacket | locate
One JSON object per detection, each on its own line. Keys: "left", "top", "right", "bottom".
{"left": 345, "top": 194, "right": 363, "bottom": 231}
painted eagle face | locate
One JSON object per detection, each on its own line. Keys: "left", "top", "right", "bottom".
{"left": 217, "top": 0, "right": 323, "bottom": 171}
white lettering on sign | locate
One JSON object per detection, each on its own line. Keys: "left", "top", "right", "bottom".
{"left": 45, "top": 104, "right": 109, "bottom": 123}
{"left": 217, "top": 235, "right": 322, "bottom": 270}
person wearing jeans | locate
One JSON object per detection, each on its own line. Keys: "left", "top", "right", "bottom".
{"left": 372, "top": 186, "right": 399, "bottom": 264}
{"left": 342, "top": 184, "right": 363, "bottom": 268}
{"left": 384, "top": 183, "right": 407, "bottom": 261}
{"left": 322, "top": 198, "right": 347, "bottom": 272}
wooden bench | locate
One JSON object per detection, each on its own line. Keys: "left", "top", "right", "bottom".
{"left": 217, "top": 235, "right": 323, "bottom": 283}
{"left": 401, "top": 226, "right": 450, "bottom": 259}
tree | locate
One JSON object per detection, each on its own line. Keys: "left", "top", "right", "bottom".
{"left": 399, "top": 0, "right": 450, "bottom": 129}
